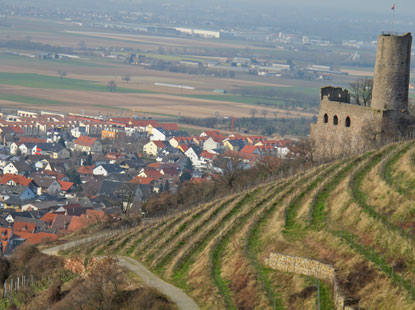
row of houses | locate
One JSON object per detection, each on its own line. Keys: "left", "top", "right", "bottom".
{"left": 144, "top": 130, "right": 293, "bottom": 171}
{"left": 0, "top": 110, "right": 297, "bottom": 255}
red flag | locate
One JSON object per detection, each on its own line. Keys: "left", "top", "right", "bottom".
{"left": 392, "top": 4, "right": 395, "bottom": 10}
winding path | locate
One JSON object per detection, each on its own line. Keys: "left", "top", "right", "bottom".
{"left": 42, "top": 233, "right": 200, "bottom": 310}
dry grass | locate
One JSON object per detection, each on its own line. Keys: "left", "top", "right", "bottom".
{"left": 0, "top": 84, "right": 312, "bottom": 119}
{"left": 187, "top": 239, "right": 225, "bottom": 310}
{"left": 221, "top": 218, "right": 270, "bottom": 309}
{"left": 362, "top": 160, "right": 409, "bottom": 217}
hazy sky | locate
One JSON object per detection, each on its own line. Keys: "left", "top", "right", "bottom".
{"left": 248, "top": 0, "right": 414, "bottom": 12}
{"left": 217, "top": 0, "right": 411, "bottom": 19}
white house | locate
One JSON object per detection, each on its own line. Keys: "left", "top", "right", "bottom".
{"left": 93, "top": 164, "right": 123, "bottom": 177}
{"left": 9, "top": 143, "right": 20, "bottom": 155}
{"left": 71, "top": 126, "right": 88, "bottom": 138}
{"left": 276, "top": 147, "right": 290, "bottom": 158}
{"left": 3, "top": 163, "right": 19, "bottom": 175}
{"left": 3, "top": 161, "right": 31, "bottom": 175}
{"left": 150, "top": 128, "right": 167, "bottom": 141}
{"left": 203, "top": 137, "right": 222, "bottom": 151}
{"left": 143, "top": 141, "right": 165, "bottom": 157}
{"left": 184, "top": 147, "right": 201, "bottom": 165}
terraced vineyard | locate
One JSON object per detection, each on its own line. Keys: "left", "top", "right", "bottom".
{"left": 67, "top": 141, "right": 415, "bottom": 310}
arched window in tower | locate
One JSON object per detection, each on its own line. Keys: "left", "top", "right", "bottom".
{"left": 333, "top": 115, "right": 338, "bottom": 125}
{"left": 345, "top": 116, "right": 351, "bottom": 127}
{"left": 324, "top": 114, "right": 328, "bottom": 123}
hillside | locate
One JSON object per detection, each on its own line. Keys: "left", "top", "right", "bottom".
{"left": 64, "top": 141, "right": 415, "bottom": 310}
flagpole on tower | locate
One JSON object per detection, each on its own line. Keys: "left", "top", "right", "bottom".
{"left": 392, "top": 3, "right": 396, "bottom": 33}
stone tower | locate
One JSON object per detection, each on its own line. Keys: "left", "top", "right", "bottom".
{"left": 371, "top": 32, "right": 412, "bottom": 112}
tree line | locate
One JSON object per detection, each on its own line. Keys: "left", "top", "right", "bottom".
{"left": 179, "top": 116, "right": 315, "bottom": 137}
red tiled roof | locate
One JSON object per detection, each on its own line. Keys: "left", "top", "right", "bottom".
{"left": 203, "top": 130, "right": 225, "bottom": 142}
{"left": 77, "top": 165, "right": 95, "bottom": 175}
{"left": 20, "top": 137, "right": 47, "bottom": 143}
{"left": 240, "top": 145, "right": 259, "bottom": 154}
{"left": 200, "top": 150, "right": 215, "bottom": 160}
{"left": 105, "top": 152, "right": 123, "bottom": 160}
{"left": 226, "top": 134, "right": 244, "bottom": 140}
{"left": 152, "top": 141, "right": 165, "bottom": 148}
{"left": 0, "top": 174, "right": 33, "bottom": 186}
{"left": 130, "top": 177, "right": 155, "bottom": 185}
{"left": 10, "top": 126, "right": 24, "bottom": 134}
{"left": 159, "top": 123, "right": 180, "bottom": 131}
{"left": 67, "top": 210, "right": 106, "bottom": 232}
{"left": 179, "top": 144, "right": 189, "bottom": 152}
{"left": 15, "top": 232, "right": 58, "bottom": 245}
{"left": 58, "top": 180, "right": 74, "bottom": 191}
{"left": 40, "top": 213, "right": 57, "bottom": 226}
{"left": 42, "top": 170, "right": 65, "bottom": 180}
{"left": 0, "top": 228, "right": 11, "bottom": 254}
{"left": 259, "top": 140, "right": 279, "bottom": 146}
{"left": 74, "top": 136, "right": 97, "bottom": 147}
{"left": 139, "top": 169, "right": 163, "bottom": 179}
{"left": 161, "top": 167, "right": 179, "bottom": 176}
{"left": 147, "top": 162, "right": 162, "bottom": 169}
{"left": 13, "top": 222, "right": 36, "bottom": 233}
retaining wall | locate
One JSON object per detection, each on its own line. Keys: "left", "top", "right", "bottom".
{"left": 264, "top": 252, "right": 355, "bottom": 310}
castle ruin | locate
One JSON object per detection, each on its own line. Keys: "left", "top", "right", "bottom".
{"left": 310, "top": 32, "right": 415, "bottom": 159}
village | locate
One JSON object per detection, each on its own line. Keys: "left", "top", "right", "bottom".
{"left": 0, "top": 109, "right": 296, "bottom": 255}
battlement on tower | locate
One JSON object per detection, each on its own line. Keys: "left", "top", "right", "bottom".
{"left": 310, "top": 32, "right": 415, "bottom": 160}
{"left": 320, "top": 86, "right": 350, "bottom": 103}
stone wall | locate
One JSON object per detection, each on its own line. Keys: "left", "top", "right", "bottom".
{"left": 310, "top": 97, "right": 383, "bottom": 159}
{"left": 372, "top": 33, "right": 412, "bottom": 112}
{"left": 264, "top": 252, "right": 355, "bottom": 310}
{"left": 320, "top": 86, "right": 350, "bottom": 103}
{"left": 310, "top": 33, "right": 415, "bottom": 160}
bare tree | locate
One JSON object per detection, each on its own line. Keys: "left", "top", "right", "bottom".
{"left": 65, "top": 257, "right": 126, "bottom": 310}
{"left": 349, "top": 78, "right": 373, "bottom": 106}
{"left": 261, "top": 109, "right": 268, "bottom": 118}
{"left": 294, "top": 138, "right": 316, "bottom": 163}
{"left": 105, "top": 184, "right": 138, "bottom": 218}
{"left": 213, "top": 155, "right": 244, "bottom": 189}
{"left": 78, "top": 40, "right": 86, "bottom": 50}
{"left": 121, "top": 74, "right": 131, "bottom": 83}
{"left": 257, "top": 156, "right": 283, "bottom": 174}
{"left": 361, "top": 117, "right": 383, "bottom": 149}
{"left": 57, "top": 70, "right": 67, "bottom": 80}
{"left": 249, "top": 108, "right": 257, "bottom": 119}
{"left": 107, "top": 80, "right": 117, "bottom": 92}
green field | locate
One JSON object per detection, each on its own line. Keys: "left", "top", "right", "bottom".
{"left": 0, "top": 72, "right": 152, "bottom": 93}
{"left": 0, "top": 93, "right": 73, "bottom": 106}
{"left": 0, "top": 53, "right": 113, "bottom": 69}
{"left": 184, "top": 85, "right": 320, "bottom": 110}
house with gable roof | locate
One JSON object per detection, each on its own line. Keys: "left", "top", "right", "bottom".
{"left": 150, "top": 127, "right": 168, "bottom": 141}
{"left": 3, "top": 161, "right": 32, "bottom": 176}
{"left": 93, "top": 164, "right": 123, "bottom": 177}
{"left": 203, "top": 136, "right": 223, "bottom": 152}
{"left": 73, "top": 136, "right": 102, "bottom": 153}
{"left": 143, "top": 141, "right": 166, "bottom": 157}
{"left": 223, "top": 139, "right": 245, "bottom": 152}
{"left": 184, "top": 146, "right": 203, "bottom": 165}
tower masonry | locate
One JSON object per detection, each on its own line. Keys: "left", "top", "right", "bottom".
{"left": 371, "top": 32, "right": 412, "bottom": 112}
{"left": 310, "top": 32, "right": 415, "bottom": 160}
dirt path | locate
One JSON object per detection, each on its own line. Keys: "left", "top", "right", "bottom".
{"left": 117, "top": 256, "right": 200, "bottom": 310}
{"left": 42, "top": 233, "right": 200, "bottom": 310}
